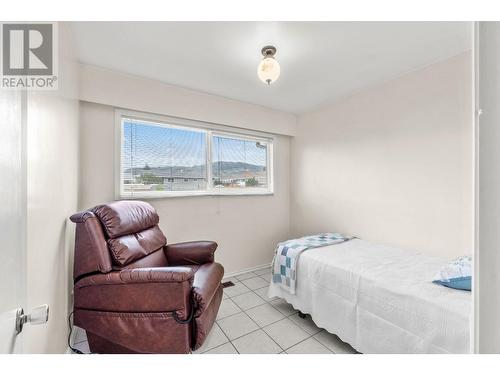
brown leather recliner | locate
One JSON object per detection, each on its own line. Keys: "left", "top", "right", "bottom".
{"left": 70, "top": 200, "right": 224, "bottom": 353}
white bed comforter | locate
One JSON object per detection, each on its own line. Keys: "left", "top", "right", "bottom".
{"left": 268, "top": 238, "right": 471, "bottom": 353}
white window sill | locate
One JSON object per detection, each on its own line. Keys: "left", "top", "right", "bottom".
{"left": 118, "top": 189, "right": 274, "bottom": 199}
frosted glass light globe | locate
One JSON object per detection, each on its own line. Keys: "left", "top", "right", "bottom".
{"left": 257, "top": 57, "right": 280, "bottom": 84}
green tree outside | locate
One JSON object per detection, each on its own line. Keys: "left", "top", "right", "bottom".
{"left": 140, "top": 172, "right": 164, "bottom": 184}
{"left": 245, "top": 177, "right": 259, "bottom": 187}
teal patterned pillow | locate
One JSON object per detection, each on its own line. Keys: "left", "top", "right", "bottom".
{"left": 433, "top": 256, "right": 471, "bottom": 291}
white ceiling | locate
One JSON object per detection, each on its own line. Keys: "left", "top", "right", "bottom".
{"left": 72, "top": 22, "right": 472, "bottom": 114}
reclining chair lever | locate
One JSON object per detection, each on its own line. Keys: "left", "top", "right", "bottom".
{"left": 172, "top": 299, "right": 195, "bottom": 324}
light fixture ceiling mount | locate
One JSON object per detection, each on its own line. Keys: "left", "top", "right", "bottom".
{"left": 261, "top": 45, "right": 277, "bottom": 57}
{"left": 257, "top": 45, "right": 280, "bottom": 85}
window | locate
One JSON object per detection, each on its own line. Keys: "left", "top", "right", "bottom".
{"left": 212, "top": 134, "right": 269, "bottom": 190}
{"left": 116, "top": 111, "right": 273, "bottom": 198}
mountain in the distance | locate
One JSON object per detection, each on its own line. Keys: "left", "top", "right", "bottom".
{"left": 124, "top": 161, "right": 265, "bottom": 178}
{"left": 210, "top": 161, "right": 264, "bottom": 172}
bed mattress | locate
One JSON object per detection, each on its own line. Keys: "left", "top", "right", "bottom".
{"left": 268, "top": 238, "right": 471, "bottom": 353}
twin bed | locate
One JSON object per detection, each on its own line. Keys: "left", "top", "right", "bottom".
{"left": 268, "top": 238, "right": 471, "bottom": 354}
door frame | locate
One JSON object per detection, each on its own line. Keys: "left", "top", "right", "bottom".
{"left": 472, "top": 21, "right": 480, "bottom": 355}
{"left": 0, "top": 89, "right": 28, "bottom": 353}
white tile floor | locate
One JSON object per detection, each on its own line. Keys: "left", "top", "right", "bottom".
{"left": 71, "top": 267, "right": 358, "bottom": 354}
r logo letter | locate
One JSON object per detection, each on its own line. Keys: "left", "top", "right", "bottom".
{"left": 2, "top": 23, "right": 53, "bottom": 75}
{"left": 28, "top": 29, "right": 48, "bottom": 69}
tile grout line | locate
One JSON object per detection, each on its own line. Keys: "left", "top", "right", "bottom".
{"left": 248, "top": 276, "right": 336, "bottom": 352}
{"left": 228, "top": 341, "right": 240, "bottom": 354}
{"left": 311, "top": 336, "right": 336, "bottom": 353}
{"left": 239, "top": 304, "right": 290, "bottom": 352}
{"left": 217, "top": 305, "right": 266, "bottom": 342}
{"left": 284, "top": 336, "right": 333, "bottom": 354}
{"left": 216, "top": 309, "right": 243, "bottom": 322}
{"left": 230, "top": 290, "right": 267, "bottom": 310}
{"left": 211, "top": 309, "right": 307, "bottom": 350}
{"left": 203, "top": 339, "right": 240, "bottom": 354}
{"left": 260, "top": 314, "right": 321, "bottom": 353}
{"left": 219, "top": 275, "right": 297, "bottom": 351}
{"left": 200, "top": 321, "right": 240, "bottom": 354}
{"left": 216, "top": 286, "right": 275, "bottom": 323}
{"left": 224, "top": 324, "right": 262, "bottom": 344}
{"left": 238, "top": 307, "right": 323, "bottom": 354}
{"left": 227, "top": 279, "right": 327, "bottom": 353}
{"left": 271, "top": 308, "right": 336, "bottom": 352}
{"left": 225, "top": 279, "right": 276, "bottom": 299}
{"left": 234, "top": 271, "right": 259, "bottom": 282}
{"left": 282, "top": 332, "right": 326, "bottom": 353}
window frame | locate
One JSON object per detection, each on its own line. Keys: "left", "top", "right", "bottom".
{"left": 114, "top": 109, "right": 274, "bottom": 199}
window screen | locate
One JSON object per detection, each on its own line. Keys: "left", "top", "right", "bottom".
{"left": 122, "top": 119, "right": 207, "bottom": 195}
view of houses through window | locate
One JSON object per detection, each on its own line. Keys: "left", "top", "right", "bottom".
{"left": 120, "top": 116, "right": 272, "bottom": 196}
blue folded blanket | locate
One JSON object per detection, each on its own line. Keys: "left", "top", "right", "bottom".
{"left": 271, "top": 233, "right": 350, "bottom": 294}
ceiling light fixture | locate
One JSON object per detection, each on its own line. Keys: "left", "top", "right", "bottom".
{"left": 257, "top": 45, "right": 280, "bottom": 85}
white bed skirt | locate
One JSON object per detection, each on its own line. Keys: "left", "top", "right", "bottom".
{"left": 268, "top": 239, "right": 471, "bottom": 354}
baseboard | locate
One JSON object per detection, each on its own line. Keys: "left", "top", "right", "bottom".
{"left": 223, "top": 263, "right": 271, "bottom": 279}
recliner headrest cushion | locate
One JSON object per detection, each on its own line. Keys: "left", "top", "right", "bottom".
{"left": 92, "top": 200, "right": 159, "bottom": 239}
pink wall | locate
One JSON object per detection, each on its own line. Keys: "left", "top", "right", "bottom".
{"left": 291, "top": 52, "right": 473, "bottom": 259}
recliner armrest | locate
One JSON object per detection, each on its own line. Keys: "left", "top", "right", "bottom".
{"left": 164, "top": 241, "right": 218, "bottom": 266}
{"left": 74, "top": 267, "right": 194, "bottom": 313}
{"left": 76, "top": 267, "right": 194, "bottom": 287}
{"left": 192, "top": 263, "right": 224, "bottom": 316}
{"left": 70, "top": 210, "right": 96, "bottom": 223}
